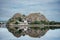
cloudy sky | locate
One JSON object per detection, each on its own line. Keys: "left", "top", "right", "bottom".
{"left": 0, "top": 0, "right": 60, "bottom": 22}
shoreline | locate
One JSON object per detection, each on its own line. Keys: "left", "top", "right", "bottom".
{"left": 0, "top": 24, "right": 60, "bottom": 28}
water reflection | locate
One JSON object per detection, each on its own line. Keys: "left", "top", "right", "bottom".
{"left": 6, "top": 25, "right": 49, "bottom": 38}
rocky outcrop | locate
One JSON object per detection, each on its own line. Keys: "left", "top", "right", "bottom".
{"left": 7, "top": 13, "right": 24, "bottom": 24}
{"left": 7, "top": 13, "right": 48, "bottom": 24}
{"left": 12, "top": 13, "right": 22, "bottom": 19}
{"left": 26, "top": 13, "right": 48, "bottom": 22}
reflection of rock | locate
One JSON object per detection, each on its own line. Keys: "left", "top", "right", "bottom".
{"left": 6, "top": 25, "right": 48, "bottom": 38}
{"left": 26, "top": 28, "right": 48, "bottom": 38}
{"left": 6, "top": 24, "right": 22, "bottom": 37}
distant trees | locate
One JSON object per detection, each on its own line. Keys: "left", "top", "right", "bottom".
{"left": 49, "top": 21, "right": 60, "bottom": 25}
{"left": 49, "top": 21, "right": 55, "bottom": 25}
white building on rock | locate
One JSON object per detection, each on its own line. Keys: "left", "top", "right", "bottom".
{"left": 17, "top": 19, "right": 28, "bottom": 25}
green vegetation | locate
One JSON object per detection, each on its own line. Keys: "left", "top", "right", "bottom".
{"left": 49, "top": 21, "right": 60, "bottom": 25}
{"left": 30, "top": 27, "right": 41, "bottom": 30}
{"left": 30, "top": 21, "right": 41, "bottom": 24}
{"left": 18, "top": 17, "right": 22, "bottom": 22}
{"left": 30, "top": 20, "right": 60, "bottom": 25}
{"left": 30, "top": 26, "right": 60, "bottom": 30}
{"left": 15, "top": 21, "right": 19, "bottom": 24}
{"left": 7, "top": 17, "right": 23, "bottom": 24}
{"left": 15, "top": 27, "right": 18, "bottom": 29}
{"left": 15, "top": 17, "right": 22, "bottom": 22}
{"left": 41, "top": 21, "right": 48, "bottom": 24}
{"left": 49, "top": 21, "right": 55, "bottom": 25}
{"left": 23, "top": 14, "right": 26, "bottom": 17}
{"left": 15, "top": 30, "right": 22, "bottom": 34}
{"left": 30, "top": 20, "right": 48, "bottom": 25}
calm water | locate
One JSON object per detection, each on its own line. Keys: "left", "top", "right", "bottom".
{"left": 0, "top": 25, "right": 60, "bottom": 40}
